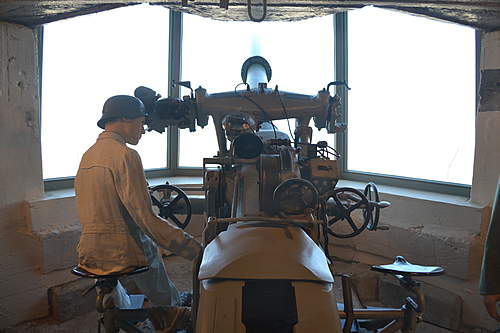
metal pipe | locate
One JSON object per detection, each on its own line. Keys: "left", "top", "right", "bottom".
{"left": 231, "top": 174, "right": 240, "bottom": 218}
{"left": 338, "top": 309, "right": 405, "bottom": 320}
{"left": 341, "top": 275, "right": 354, "bottom": 333}
{"left": 380, "top": 319, "right": 404, "bottom": 333}
{"left": 212, "top": 115, "right": 228, "bottom": 155}
{"left": 210, "top": 216, "right": 321, "bottom": 224}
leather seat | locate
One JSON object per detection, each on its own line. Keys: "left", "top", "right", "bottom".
{"left": 371, "top": 256, "right": 443, "bottom": 276}
{"left": 71, "top": 265, "right": 149, "bottom": 279}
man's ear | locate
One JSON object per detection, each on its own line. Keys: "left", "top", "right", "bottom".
{"left": 104, "top": 118, "right": 123, "bottom": 130}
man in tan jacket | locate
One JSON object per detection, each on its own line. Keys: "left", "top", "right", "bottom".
{"left": 75, "top": 95, "right": 202, "bottom": 307}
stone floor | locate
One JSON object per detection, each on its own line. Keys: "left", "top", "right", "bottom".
{"left": 2, "top": 256, "right": 457, "bottom": 333}
{"left": 2, "top": 255, "right": 193, "bottom": 333}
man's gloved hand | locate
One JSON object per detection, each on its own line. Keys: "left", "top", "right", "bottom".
{"left": 483, "top": 294, "right": 500, "bottom": 321}
{"left": 187, "top": 237, "right": 203, "bottom": 260}
{"left": 168, "top": 233, "right": 202, "bottom": 261}
{"left": 147, "top": 306, "right": 191, "bottom": 333}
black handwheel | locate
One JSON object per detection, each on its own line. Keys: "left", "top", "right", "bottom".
{"left": 150, "top": 184, "right": 192, "bottom": 229}
{"left": 324, "top": 187, "right": 370, "bottom": 238}
{"left": 273, "top": 178, "right": 319, "bottom": 215}
{"left": 364, "top": 182, "right": 380, "bottom": 231}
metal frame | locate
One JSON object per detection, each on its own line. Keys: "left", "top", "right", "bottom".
{"left": 337, "top": 273, "right": 428, "bottom": 333}
{"left": 334, "top": 12, "right": 348, "bottom": 179}
{"left": 168, "top": 10, "right": 181, "bottom": 173}
{"left": 43, "top": 9, "right": 478, "bottom": 195}
{"left": 167, "top": 10, "right": 212, "bottom": 178}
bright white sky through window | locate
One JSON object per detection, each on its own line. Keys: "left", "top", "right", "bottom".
{"left": 179, "top": 14, "right": 335, "bottom": 167}
{"left": 42, "top": 4, "right": 169, "bottom": 179}
{"left": 348, "top": 7, "right": 476, "bottom": 185}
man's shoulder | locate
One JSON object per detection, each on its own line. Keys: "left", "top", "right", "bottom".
{"left": 80, "top": 138, "right": 133, "bottom": 166}
{"left": 121, "top": 144, "right": 141, "bottom": 161}
{"left": 98, "top": 140, "right": 142, "bottom": 165}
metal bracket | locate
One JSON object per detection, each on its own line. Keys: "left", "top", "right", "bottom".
{"left": 247, "top": 0, "right": 267, "bottom": 22}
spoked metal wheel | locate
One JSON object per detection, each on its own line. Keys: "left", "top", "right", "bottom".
{"left": 364, "top": 182, "right": 381, "bottom": 231}
{"left": 150, "top": 184, "right": 192, "bottom": 229}
{"left": 324, "top": 187, "right": 370, "bottom": 238}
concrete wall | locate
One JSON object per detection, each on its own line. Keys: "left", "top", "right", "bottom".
{"left": 0, "top": 21, "right": 499, "bottom": 332}
{"left": 0, "top": 22, "right": 55, "bottom": 327}
{"left": 471, "top": 31, "right": 500, "bottom": 205}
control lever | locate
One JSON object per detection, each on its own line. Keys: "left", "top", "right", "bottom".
{"left": 364, "top": 183, "right": 391, "bottom": 231}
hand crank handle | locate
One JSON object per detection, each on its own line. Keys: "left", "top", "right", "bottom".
{"left": 358, "top": 200, "right": 391, "bottom": 209}
{"left": 376, "top": 201, "right": 391, "bottom": 208}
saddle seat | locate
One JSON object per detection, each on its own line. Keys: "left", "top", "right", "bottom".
{"left": 371, "top": 256, "right": 444, "bottom": 276}
{"left": 71, "top": 265, "right": 149, "bottom": 279}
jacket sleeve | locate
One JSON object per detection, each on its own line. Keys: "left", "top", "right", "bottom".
{"left": 114, "top": 148, "right": 202, "bottom": 261}
{"left": 479, "top": 177, "right": 500, "bottom": 295}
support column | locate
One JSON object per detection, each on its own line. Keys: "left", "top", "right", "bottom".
{"left": 471, "top": 31, "right": 500, "bottom": 205}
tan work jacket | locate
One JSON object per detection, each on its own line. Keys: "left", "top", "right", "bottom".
{"left": 75, "top": 131, "right": 200, "bottom": 275}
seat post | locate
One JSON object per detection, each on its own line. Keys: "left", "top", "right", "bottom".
{"left": 95, "top": 278, "right": 118, "bottom": 313}
{"left": 341, "top": 274, "right": 355, "bottom": 333}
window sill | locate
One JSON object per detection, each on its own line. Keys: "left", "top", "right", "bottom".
{"left": 41, "top": 176, "right": 478, "bottom": 209}
{"left": 39, "top": 176, "right": 480, "bottom": 216}
{"left": 337, "top": 179, "right": 475, "bottom": 208}
{"left": 42, "top": 175, "right": 204, "bottom": 199}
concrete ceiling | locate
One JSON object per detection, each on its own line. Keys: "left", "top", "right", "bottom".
{"left": 0, "top": 1, "right": 499, "bottom": 30}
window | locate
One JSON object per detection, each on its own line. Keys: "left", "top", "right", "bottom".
{"left": 41, "top": 4, "right": 170, "bottom": 180}
{"left": 40, "top": 6, "right": 477, "bottom": 195}
{"left": 345, "top": 7, "right": 476, "bottom": 186}
{"left": 179, "top": 14, "right": 335, "bottom": 167}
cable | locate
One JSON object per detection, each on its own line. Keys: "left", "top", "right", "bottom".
{"left": 326, "top": 144, "right": 341, "bottom": 159}
{"left": 275, "top": 87, "right": 296, "bottom": 143}
{"left": 236, "top": 89, "right": 277, "bottom": 139}
{"left": 234, "top": 82, "right": 249, "bottom": 93}
{"left": 300, "top": 142, "right": 340, "bottom": 161}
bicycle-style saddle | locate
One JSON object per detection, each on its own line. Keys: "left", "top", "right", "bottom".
{"left": 71, "top": 265, "right": 149, "bottom": 279}
{"left": 371, "top": 256, "right": 444, "bottom": 276}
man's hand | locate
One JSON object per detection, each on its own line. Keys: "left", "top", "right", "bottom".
{"left": 483, "top": 294, "right": 500, "bottom": 321}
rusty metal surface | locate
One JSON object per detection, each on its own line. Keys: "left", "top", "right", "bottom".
{"left": 0, "top": 1, "right": 499, "bottom": 30}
